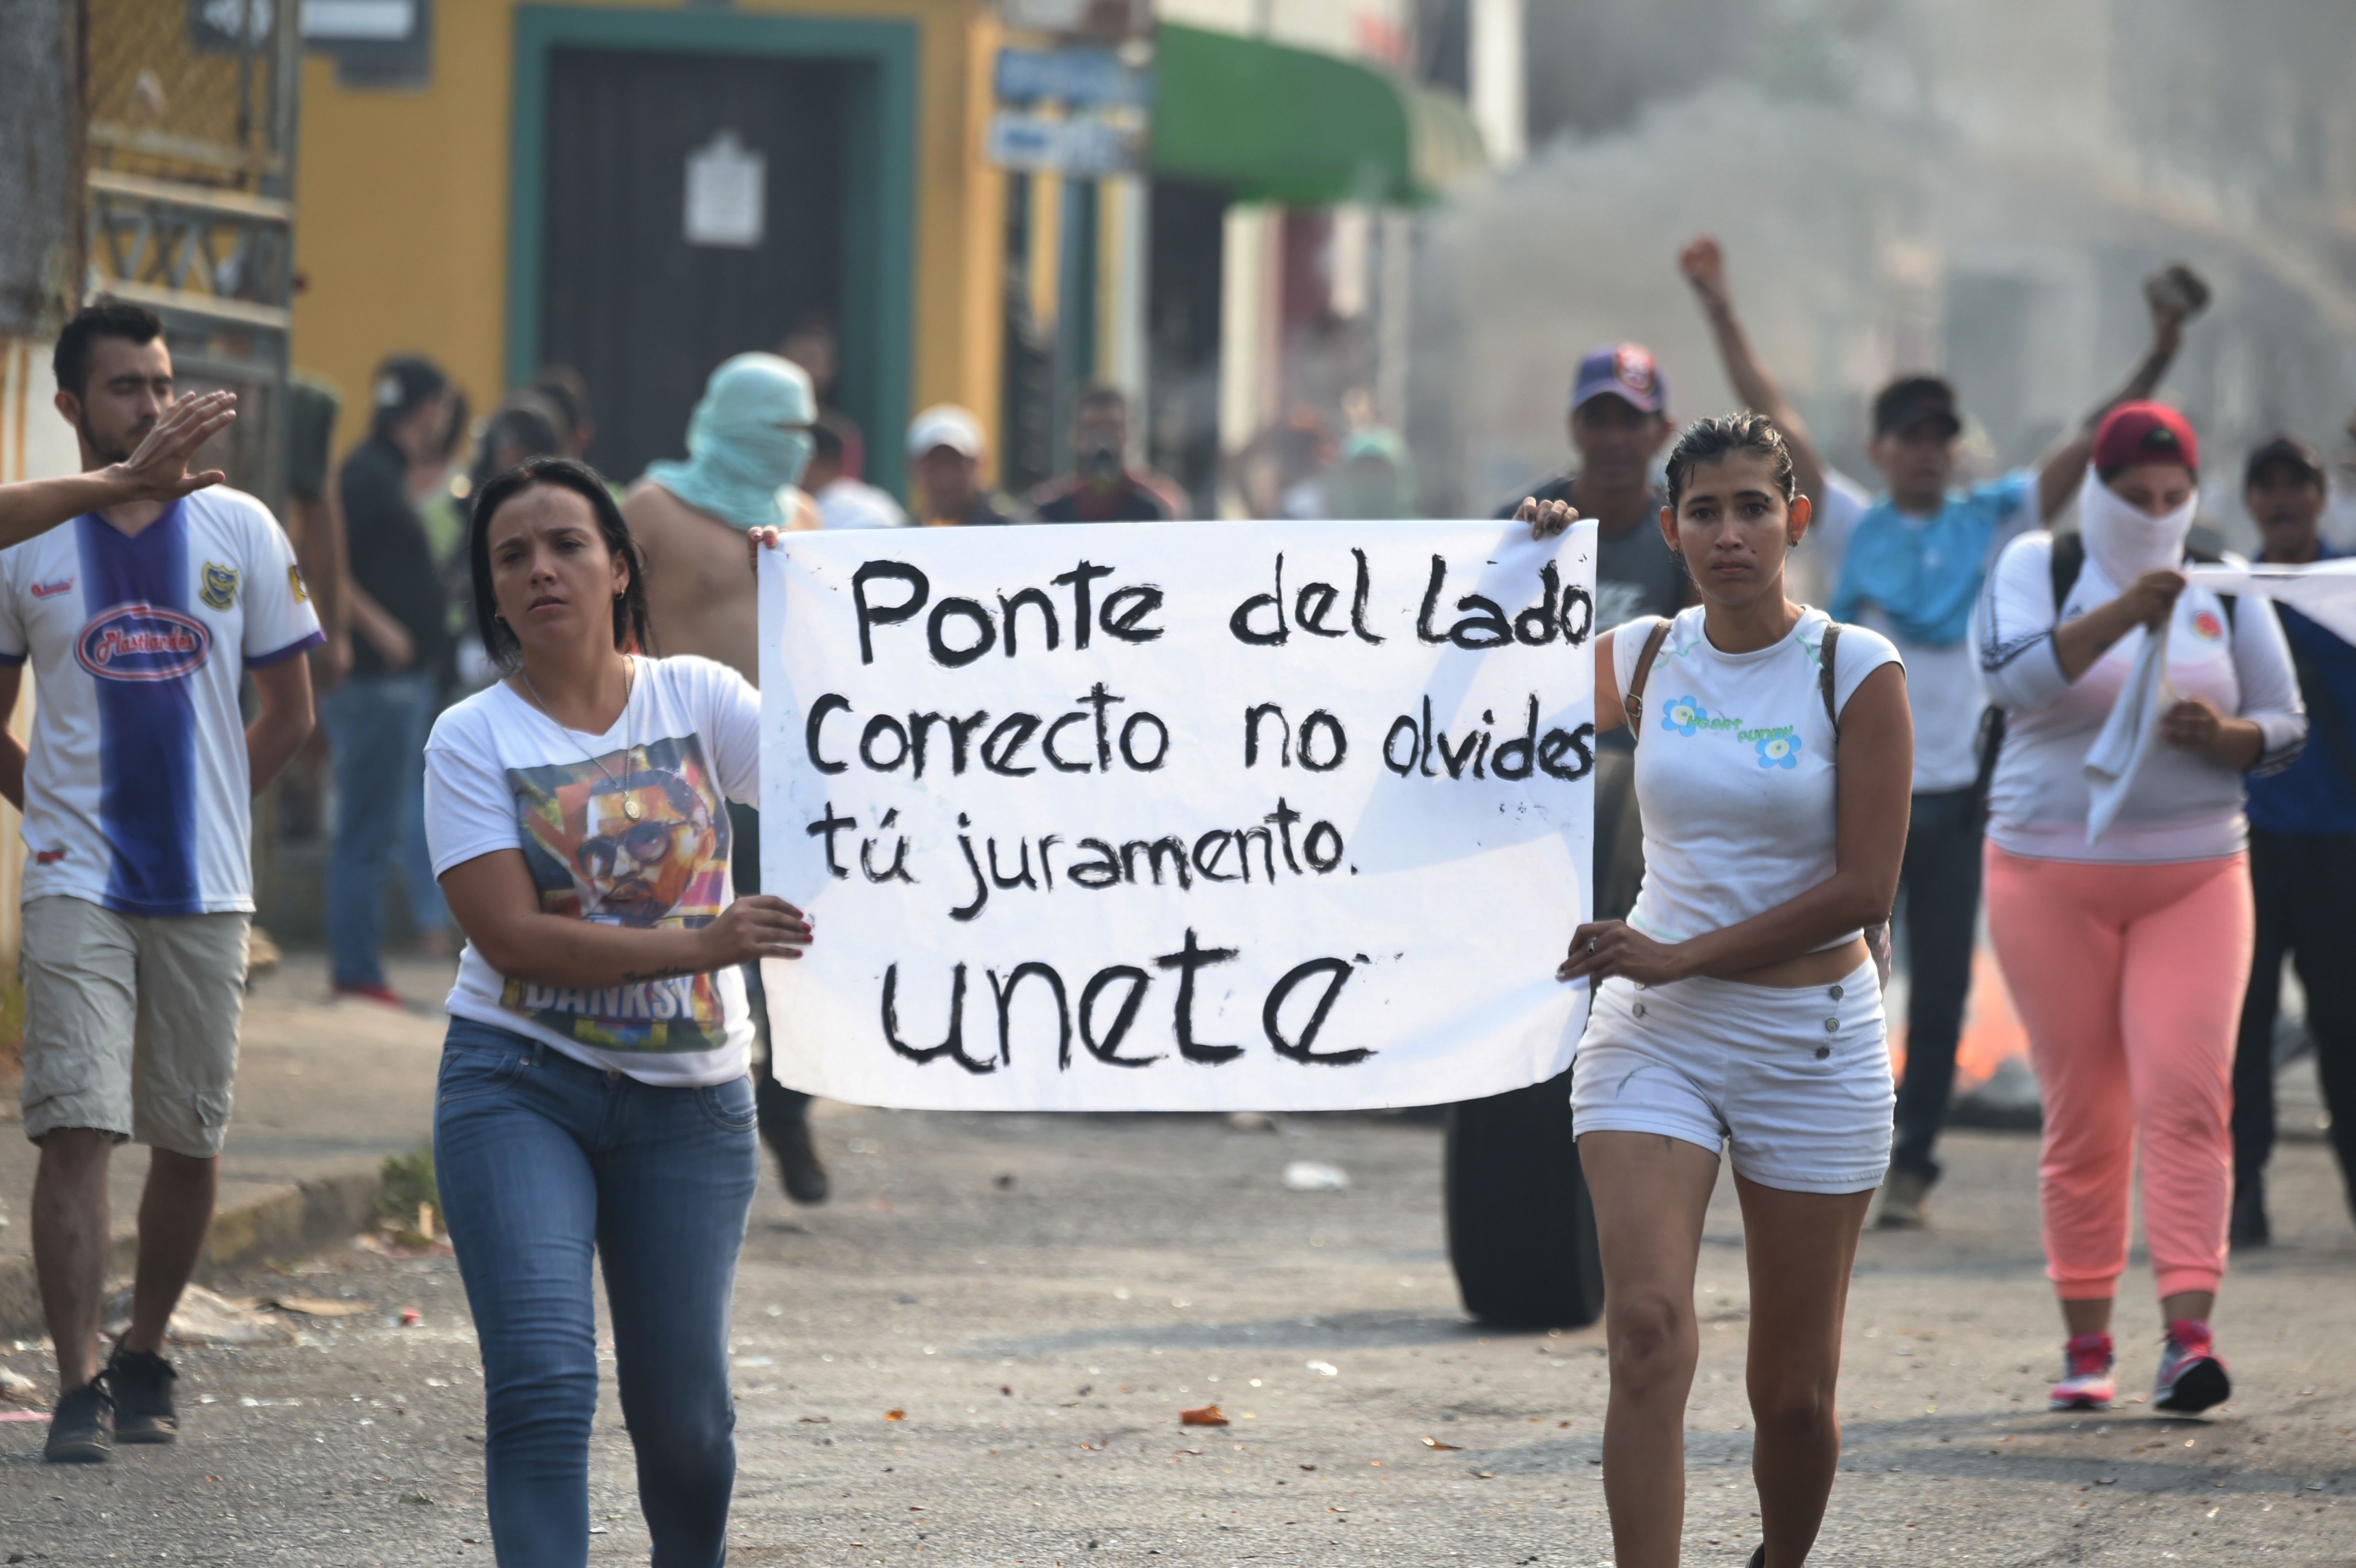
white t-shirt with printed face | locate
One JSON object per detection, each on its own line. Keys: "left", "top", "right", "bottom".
{"left": 1615, "top": 607, "right": 1902, "bottom": 949}
{"left": 0, "top": 489, "right": 323, "bottom": 916}
{"left": 424, "top": 654, "right": 761, "bottom": 1086}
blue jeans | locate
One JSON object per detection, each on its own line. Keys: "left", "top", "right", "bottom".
{"left": 319, "top": 671, "right": 443, "bottom": 986}
{"left": 433, "top": 1019, "right": 759, "bottom": 1568}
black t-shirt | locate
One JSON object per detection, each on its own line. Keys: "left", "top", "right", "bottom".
{"left": 1028, "top": 473, "right": 1180, "bottom": 524}
{"left": 951, "top": 494, "right": 1025, "bottom": 528}
{"left": 338, "top": 435, "right": 449, "bottom": 682}
{"left": 285, "top": 376, "right": 340, "bottom": 503}
{"left": 1495, "top": 473, "right": 1685, "bottom": 629}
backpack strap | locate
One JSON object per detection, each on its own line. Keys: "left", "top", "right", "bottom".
{"left": 2050, "top": 531, "right": 2087, "bottom": 612}
{"left": 1819, "top": 622, "right": 1842, "bottom": 734}
{"left": 1622, "top": 618, "right": 1674, "bottom": 744}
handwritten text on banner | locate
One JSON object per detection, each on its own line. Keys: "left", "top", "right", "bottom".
{"left": 758, "top": 518, "right": 1597, "bottom": 1111}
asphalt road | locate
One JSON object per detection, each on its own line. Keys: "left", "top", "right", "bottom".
{"left": 1, "top": 1109, "right": 2351, "bottom": 1566}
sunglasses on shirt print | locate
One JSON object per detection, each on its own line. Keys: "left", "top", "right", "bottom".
{"left": 575, "top": 817, "right": 694, "bottom": 879}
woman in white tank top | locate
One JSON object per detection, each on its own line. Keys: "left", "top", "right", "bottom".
{"left": 1524, "top": 413, "right": 1912, "bottom": 1568}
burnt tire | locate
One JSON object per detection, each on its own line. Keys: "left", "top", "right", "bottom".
{"left": 1443, "top": 1068, "right": 1604, "bottom": 1329}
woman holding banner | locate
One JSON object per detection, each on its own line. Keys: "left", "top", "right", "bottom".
{"left": 1532, "top": 412, "right": 1912, "bottom": 1568}
{"left": 424, "top": 455, "right": 810, "bottom": 1566}
{"left": 1974, "top": 404, "right": 2303, "bottom": 1415}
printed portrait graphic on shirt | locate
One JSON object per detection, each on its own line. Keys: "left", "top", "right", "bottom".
{"left": 503, "top": 733, "right": 734, "bottom": 1052}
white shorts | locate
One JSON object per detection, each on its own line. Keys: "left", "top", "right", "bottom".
{"left": 1570, "top": 959, "right": 1893, "bottom": 1194}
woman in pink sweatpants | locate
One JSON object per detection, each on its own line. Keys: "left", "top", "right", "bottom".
{"left": 1974, "top": 404, "right": 2307, "bottom": 1413}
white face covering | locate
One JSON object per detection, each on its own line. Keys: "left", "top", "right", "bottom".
{"left": 2078, "top": 463, "right": 2197, "bottom": 588}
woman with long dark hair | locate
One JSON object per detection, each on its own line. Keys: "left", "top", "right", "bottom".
{"left": 1531, "top": 412, "right": 1912, "bottom": 1568}
{"left": 423, "top": 456, "right": 810, "bottom": 1565}
{"left": 1976, "top": 403, "right": 2304, "bottom": 1413}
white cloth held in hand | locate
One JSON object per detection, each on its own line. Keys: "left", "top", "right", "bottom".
{"left": 2182, "top": 557, "right": 2356, "bottom": 645}
{"left": 2083, "top": 619, "right": 2173, "bottom": 846}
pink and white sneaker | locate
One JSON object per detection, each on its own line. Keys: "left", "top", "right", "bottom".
{"left": 2154, "top": 1321, "right": 2231, "bottom": 1413}
{"left": 2050, "top": 1332, "right": 2116, "bottom": 1410}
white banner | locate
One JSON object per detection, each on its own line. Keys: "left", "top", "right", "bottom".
{"left": 758, "top": 519, "right": 1596, "bottom": 1110}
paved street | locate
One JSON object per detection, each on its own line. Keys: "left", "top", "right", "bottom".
{"left": 1, "top": 1096, "right": 2351, "bottom": 1566}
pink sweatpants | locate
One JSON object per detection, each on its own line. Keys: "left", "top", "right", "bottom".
{"left": 1984, "top": 846, "right": 2252, "bottom": 1301}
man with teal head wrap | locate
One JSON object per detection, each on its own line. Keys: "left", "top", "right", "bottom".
{"left": 624, "top": 352, "right": 830, "bottom": 1205}
{"left": 642, "top": 353, "right": 818, "bottom": 532}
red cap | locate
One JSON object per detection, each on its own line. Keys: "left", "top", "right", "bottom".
{"left": 2094, "top": 401, "right": 2198, "bottom": 478}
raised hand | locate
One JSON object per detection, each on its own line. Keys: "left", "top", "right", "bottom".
{"left": 1678, "top": 235, "right": 1729, "bottom": 307}
{"left": 111, "top": 390, "right": 236, "bottom": 502}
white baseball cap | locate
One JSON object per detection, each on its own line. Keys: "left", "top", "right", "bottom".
{"left": 905, "top": 404, "right": 986, "bottom": 460}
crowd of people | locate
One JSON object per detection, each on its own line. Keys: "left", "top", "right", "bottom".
{"left": 1, "top": 250, "right": 2352, "bottom": 1568}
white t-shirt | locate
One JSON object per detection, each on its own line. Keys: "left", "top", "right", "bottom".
{"left": 815, "top": 477, "right": 910, "bottom": 530}
{"left": 1614, "top": 607, "right": 1902, "bottom": 948}
{"left": 1813, "top": 468, "right": 2038, "bottom": 792}
{"left": 0, "top": 489, "right": 322, "bottom": 916}
{"left": 424, "top": 655, "right": 760, "bottom": 1085}
{"left": 1974, "top": 533, "right": 2304, "bottom": 864}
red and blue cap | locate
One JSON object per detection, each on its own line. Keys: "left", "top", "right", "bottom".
{"left": 1571, "top": 342, "right": 1668, "bottom": 417}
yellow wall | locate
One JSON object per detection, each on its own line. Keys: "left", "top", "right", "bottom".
{"left": 292, "top": 0, "right": 1006, "bottom": 474}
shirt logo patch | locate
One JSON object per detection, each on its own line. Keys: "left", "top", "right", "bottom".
{"left": 2191, "top": 609, "right": 2226, "bottom": 641}
{"left": 199, "top": 561, "right": 240, "bottom": 611}
{"left": 287, "top": 564, "right": 309, "bottom": 603}
{"left": 33, "top": 847, "right": 67, "bottom": 865}
{"left": 76, "top": 604, "right": 212, "bottom": 681}
{"left": 29, "top": 578, "right": 73, "bottom": 600}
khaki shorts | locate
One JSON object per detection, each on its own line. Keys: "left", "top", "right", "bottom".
{"left": 20, "top": 895, "right": 250, "bottom": 1157}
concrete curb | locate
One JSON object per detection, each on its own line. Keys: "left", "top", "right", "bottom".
{"left": 0, "top": 1168, "right": 383, "bottom": 1341}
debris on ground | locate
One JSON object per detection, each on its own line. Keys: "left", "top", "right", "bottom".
{"left": 1179, "top": 1405, "right": 1230, "bottom": 1427}
{"left": 101, "top": 1284, "right": 294, "bottom": 1347}
{"left": 0, "top": 1367, "right": 42, "bottom": 1405}
{"left": 352, "top": 1230, "right": 453, "bottom": 1260}
{"left": 1282, "top": 1160, "right": 1348, "bottom": 1191}
{"left": 268, "top": 1296, "right": 374, "bottom": 1318}
{"left": 1421, "top": 1435, "right": 1463, "bottom": 1450}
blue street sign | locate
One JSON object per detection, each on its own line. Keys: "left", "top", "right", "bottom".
{"left": 994, "top": 46, "right": 1154, "bottom": 107}
{"left": 986, "top": 111, "right": 1141, "bottom": 177}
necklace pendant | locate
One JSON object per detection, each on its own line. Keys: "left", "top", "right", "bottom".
{"left": 623, "top": 798, "right": 643, "bottom": 821}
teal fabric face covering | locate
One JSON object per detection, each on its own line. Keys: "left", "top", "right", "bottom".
{"left": 644, "top": 353, "right": 818, "bottom": 532}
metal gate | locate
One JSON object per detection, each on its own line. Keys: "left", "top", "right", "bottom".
{"left": 83, "top": 0, "right": 299, "bottom": 514}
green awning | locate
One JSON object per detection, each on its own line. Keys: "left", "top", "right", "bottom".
{"left": 1149, "top": 23, "right": 1484, "bottom": 207}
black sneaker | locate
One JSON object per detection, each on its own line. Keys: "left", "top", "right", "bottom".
{"left": 758, "top": 1081, "right": 830, "bottom": 1204}
{"left": 104, "top": 1347, "right": 178, "bottom": 1443}
{"left": 44, "top": 1382, "right": 113, "bottom": 1464}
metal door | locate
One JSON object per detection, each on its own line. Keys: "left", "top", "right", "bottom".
{"left": 539, "top": 48, "right": 848, "bottom": 484}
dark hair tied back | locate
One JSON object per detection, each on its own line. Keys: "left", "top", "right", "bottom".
{"left": 468, "top": 456, "right": 653, "bottom": 671}
{"left": 1663, "top": 411, "right": 1798, "bottom": 512}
